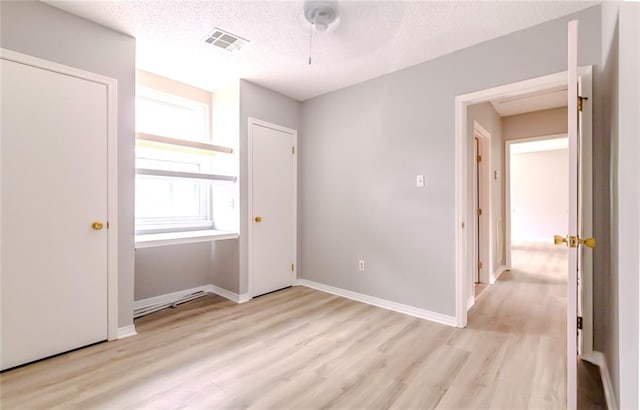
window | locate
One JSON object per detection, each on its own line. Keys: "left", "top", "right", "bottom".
{"left": 135, "top": 87, "right": 236, "bottom": 236}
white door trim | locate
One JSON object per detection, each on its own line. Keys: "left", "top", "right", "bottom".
{"left": 454, "top": 68, "right": 591, "bottom": 329}
{"left": 1, "top": 48, "right": 119, "bottom": 341}
{"left": 473, "top": 121, "right": 492, "bottom": 287}
{"left": 247, "top": 117, "right": 297, "bottom": 298}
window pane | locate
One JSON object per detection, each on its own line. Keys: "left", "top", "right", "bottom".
{"left": 136, "top": 95, "right": 208, "bottom": 143}
{"left": 136, "top": 176, "right": 204, "bottom": 219}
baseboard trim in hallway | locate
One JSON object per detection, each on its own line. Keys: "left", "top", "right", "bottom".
{"left": 584, "top": 351, "right": 617, "bottom": 410}
{"left": 296, "top": 279, "right": 457, "bottom": 327}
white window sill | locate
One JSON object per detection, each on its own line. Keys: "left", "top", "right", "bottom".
{"left": 135, "top": 230, "right": 239, "bottom": 249}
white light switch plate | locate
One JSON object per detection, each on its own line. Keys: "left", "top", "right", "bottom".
{"left": 416, "top": 175, "right": 425, "bottom": 187}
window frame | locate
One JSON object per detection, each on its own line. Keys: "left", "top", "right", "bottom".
{"left": 134, "top": 86, "right": 234, "bottom": 236}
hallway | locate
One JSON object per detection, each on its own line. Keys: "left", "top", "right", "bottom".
{"left": 467, "top": 241, "right": 605, "bottom": 408}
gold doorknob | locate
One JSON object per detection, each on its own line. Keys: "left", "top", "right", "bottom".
{"left": 254, "top": 216, "right": 263, "bottom": 223}
{"left": 580, "top": 237, "right": 596, "bottom": 249}
{"left": 554, "top": 235, "right": 568, "bottom": 245}
{"left": 92, "top": 222, "right": 104, "bottom": 230}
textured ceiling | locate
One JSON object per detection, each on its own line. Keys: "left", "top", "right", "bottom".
{"left": 45, "top": 0, "right": 598, "bottom": 101}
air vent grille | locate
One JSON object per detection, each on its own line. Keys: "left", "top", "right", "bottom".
{"left": 203, "top": 28, "right": 249, "bottom": 52}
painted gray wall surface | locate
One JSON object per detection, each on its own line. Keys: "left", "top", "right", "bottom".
{"left": 600, "top": 5, "right": 618, "bottom": 398}
{"left": 211, "top": 239, "right": 240, "bottom": 293}
{"left": 239, "top": 80, "right": 301, "bottom": 295}
{"left": 467, "top": 102, "right": 505, "bottom": 295}
{"left": 502, "top": 107, "right": 568, "bottom": 140}
{"left": 135, "top": 243, "right": 212, "bottom": 300}
{"left": 0, "top": 1, "right": 136, "bottom": 328}
{"left": 300, "top": 6, "right": 601, "bottom": 316}
{"left": 612, "top": 3, "right": 640, "bottom": 407}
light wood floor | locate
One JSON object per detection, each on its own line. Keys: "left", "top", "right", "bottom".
{"left": 1, "top": 243, "right": 604, "bottom": 409}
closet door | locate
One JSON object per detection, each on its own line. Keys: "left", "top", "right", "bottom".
{"left": 1, "top": 58, "right": 109, "bottom": 370}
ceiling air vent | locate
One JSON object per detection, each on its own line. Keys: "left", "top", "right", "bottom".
{"left": 203, "top": 28, "right": 249, "bottom": 52}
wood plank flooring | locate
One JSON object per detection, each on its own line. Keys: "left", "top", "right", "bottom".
{"left": 1, "top": 242, "right": 604, "bottom": 409}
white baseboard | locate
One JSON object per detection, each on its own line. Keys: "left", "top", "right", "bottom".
{"left": 466, "top": 295, "right": 475, "bottom": 311}
{"left": 209, "top": 285, "right": 251, "bottom": 304}
{"left": 296, "top": 279, "right": 457, "bottom": 327}
{"left": 133, "top": 285, "right": 212, "bottom": 311}
{"left": 117, "top": 325, "right": 137, "bottom": 339}
{"left": 584, "top": 351, "right": 617, "bottom": 410}
{"left": 134, "top": 284, "right": 250, "bottom": 314}
{"left": 490, "top": 265, "right": 508, "bottom": 284}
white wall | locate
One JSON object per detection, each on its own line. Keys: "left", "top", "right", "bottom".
{"left": 510, "top": 149, "right": 568, "bottom": 243}
{"left": 0, "top": 1, "right": 136, "bottom": 328}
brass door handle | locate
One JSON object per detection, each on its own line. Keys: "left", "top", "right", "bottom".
{"left": 92, "top": 222, "right": 104, "bottom": 230}
{"left": 580, "top": 237, "right": 596, "bottom": 249}
{"left": 554, "top": 235, "right": 568, "bottom": 245}
{"left": 254, "top": 216, "right": 263, "bottom": 223}
{"left": 554, "top": 234, "right": 596, "bottom": 249}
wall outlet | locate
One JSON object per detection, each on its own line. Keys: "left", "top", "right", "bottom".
{"left": 416, "top": 174, "right": 425, "bottom": 187}
{"left": 358, "top": 260, "right": 365, "bottom": 272}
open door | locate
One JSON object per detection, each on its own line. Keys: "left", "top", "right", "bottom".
{"left": 555, "top": 20, "right": 595, "bottom": 410}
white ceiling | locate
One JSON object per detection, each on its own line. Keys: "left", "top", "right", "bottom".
{"left": 45, "top": 0, "right": 597, "bottom": 101}
{"left": 491, "top": 86, "right": 568, "bottom": 116}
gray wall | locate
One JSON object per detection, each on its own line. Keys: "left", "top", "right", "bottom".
{"left": 135, "top": 243, "right": 213, "bottom": 300}
{"left": 502, "top": 107, "right": 568, "bottom": 141}
{"left": 604, "top": 2, "right": 640, "bottom": 407}
{"left": 239, "top": 80, "right": 301, "bottom": 295}
{"left": 0, "top": 1, "right": 136, "bottom": 328}
{"left": 600, "top": 3, "right": 619, "bottom": 401}
{"left": 300, "top": 6, "right": 602, "bottom": 316}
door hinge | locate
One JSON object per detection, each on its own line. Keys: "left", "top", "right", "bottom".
{"left": 478, "top": 261, "right": 483, "bottom": 269}
{"left": 477, "top": 155, "right": 482, "bottom": 163}
{"left": 291, "top": 263, "right": 294, "bottom": 272}
{"left": 292, "top": 146, "right": 295, "bottom": 154}
{"left": 577, "top": 316, "right": 583, "bottom": 330}
{"left": 477, "top": 208, "right": 482, "bottom": 216}
{"left": 578, "top": 96, "right": 588, "bottom": 112}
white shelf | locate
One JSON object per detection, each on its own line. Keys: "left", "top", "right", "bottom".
{"left": 135, "top": 230, "right": 239, "bottom": 249}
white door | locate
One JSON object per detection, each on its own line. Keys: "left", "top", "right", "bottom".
{"left": 1, "top": 58, "right": 109, "bottom": 370}
{"left": 563, "top": 20, "right": 595, "bottom": 410}
{"left": 249, "top": 120, "right": 296, "bottom": 297}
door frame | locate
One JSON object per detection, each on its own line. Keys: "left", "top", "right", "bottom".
{"left": 0, "top": 48, "right": 119, "bottom": 340}
{"left": 247, "top": 117, "right": 297, "bottom": 298}
{"left": 454, "top": 67, "right": 592, "bottom": 330}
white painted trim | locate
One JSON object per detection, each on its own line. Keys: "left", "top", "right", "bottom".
{"left": 473, "top": 122, "right": 492, "bottom": 288}
{"left": 135, "top": 230, "right": 238, "bottom": 249}
{"left": 492, "top": 265, "right": 508, "bottom": 284}
{"left": 1, "top": 47, "right": 119, "bottom": 341}
{"left": 133, "top": 285, "right": 212, "bottom": 311}
{"left": 247, "top": 118, "right": 298, "bottom": 298}
{"left": 209, "top": 285, "right": 251, "bottom": 304}
{"left": 584, "top": 351, "right": 618, "bottom": 410}
{"left": 466, "top": 295, "right": 475, "bottom": 311}
{"left": 454, "top": 67, "right": 591, "bottom": 330}
{"left": 136, "top": 132, "right": 233, "bottom": 154}
{"left": 117, "top": 325, "right": 137, "bottom": 339}
{"left": 297, "top": 279, "right": 457, "bottom": 327}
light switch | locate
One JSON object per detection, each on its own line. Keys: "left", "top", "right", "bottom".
{"left": 416, "top": 174, "right": 425, "bottom": 187}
